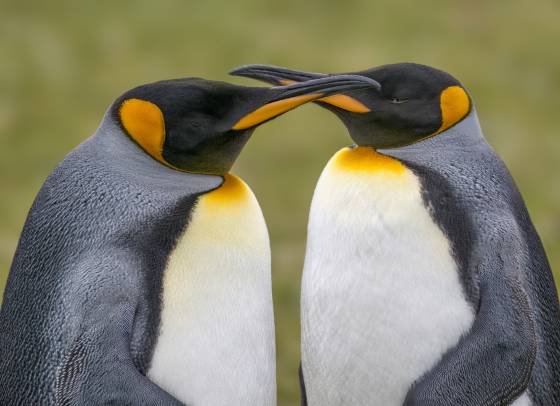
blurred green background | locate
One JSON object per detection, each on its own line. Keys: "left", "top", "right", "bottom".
{"left": 1, "top": 0, "right": 559, "bottom": 404}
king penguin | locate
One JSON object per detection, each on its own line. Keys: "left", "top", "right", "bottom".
{"left": 0, "top": 74, "right": 377, "bottom": 405}
{"left": 231, "top": 63, "right": 560, "bottom": 406}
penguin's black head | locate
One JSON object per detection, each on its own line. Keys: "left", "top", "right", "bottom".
{"left": 230, "top": 63, "right": 471, "bottom": 149}
{"left": 111, "top": 76, "right": 377, "bottom": 174}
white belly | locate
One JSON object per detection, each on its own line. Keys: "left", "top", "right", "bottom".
{"left": 301, "top": 147, "right": 475, "bottom": 406}
{"left": 148, "top": 174, "right": 276, "bottom": 406}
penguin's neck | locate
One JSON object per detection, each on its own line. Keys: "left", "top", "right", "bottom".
{"left": 148, "top": 173, "right": 276, "bottom": 405}
{"left": 91, "top": 114, "right": 223, "bottom": 194}
{"left": 301, "top": 147, "right": 474, "bottom": 405}
{"left": 380, "top": 108, "right": 485, "bottom": 157}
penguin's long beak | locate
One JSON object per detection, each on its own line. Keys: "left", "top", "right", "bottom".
{"left": 231, "top": 64, "right": 327, "bottom": 85}
{"left": 231, "top": 65, "right": 381, "bottom": 114}
{"left": 231, "top": 74, "right": 379, "bottom": 130}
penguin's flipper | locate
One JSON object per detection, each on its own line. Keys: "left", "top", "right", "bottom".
{"left": 55, "top": 301, "right": 182, "bottom": 406}
{"left": 403, "top": 234, "right": 537, "bottom": 406}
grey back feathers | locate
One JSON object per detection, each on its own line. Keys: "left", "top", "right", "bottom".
{"left": 0, "top": 111, "right": 220, "bottom": 404}
{"left": 383, "top": 110, "right": 560, "bottom": 405}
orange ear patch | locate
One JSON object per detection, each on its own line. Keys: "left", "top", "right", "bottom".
{"left": 435, "top": 86, "right": 470, "bottom": 134}
{"left": 119, "top": 98, "right": 167, "bottom": 164}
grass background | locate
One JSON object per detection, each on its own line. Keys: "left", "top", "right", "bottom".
{"left": 1, "top": 1, "right": 559, "bottom": 404}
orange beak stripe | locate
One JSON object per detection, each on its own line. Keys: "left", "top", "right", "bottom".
{"left": 279, "top": 79, "right": 370, "bottom": 113}
{"left": 232, "top": 94, "right": 319, "bottom": 130}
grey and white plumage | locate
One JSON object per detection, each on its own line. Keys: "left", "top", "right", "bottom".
{"left": 0, "top": 74, "right": 378, "bottom": 405}
{"left": 0, "top": 115, "right": 214, "bottom": 405}
{"left": 302, "top": 111, "right": 551, "bottom": 405}
{"left": 231, "top": 63, "right": 560, "bottom": 406}
{"left": 385, "top": 110, "right": 558, "bottom": 406}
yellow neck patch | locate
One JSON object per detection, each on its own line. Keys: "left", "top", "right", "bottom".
{"left": 119, "top": 98, "right": 167, "bottom": 165}
{"left": 203, "top": 173, "right": 249, "bottom": 207}
{"left": 333, "top": 146, "right": 406, "bottom": 174}
{"left": 434, "top": 85, "right": 470, "bottom": 135}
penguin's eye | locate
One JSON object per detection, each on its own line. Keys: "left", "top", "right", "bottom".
{"left": 390, "top": 97, "right": 409, "bottom": 104}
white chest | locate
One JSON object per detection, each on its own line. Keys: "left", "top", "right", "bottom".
{"left": 147, "top": 174, "right": 276, "bottom": 406}
{"left": 301, "top": 147, "right": 475, "bottom": 406}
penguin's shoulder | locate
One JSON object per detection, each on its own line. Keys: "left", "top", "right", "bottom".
{"left": 28, "top": 133, "right": 220, "bottom": 241}
{"left": 386, "top": 140, "right": 546, "bottom": 304}
{"left": 398, "top": 159, "right": 480, "bottom": 304}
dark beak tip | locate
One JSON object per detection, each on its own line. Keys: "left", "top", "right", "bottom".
{"left": 230, "top": 67, "right": 286, "bottom": 86}
{"left": 229, "top": 64, "right": 271, "bottom": 76}
{"left": 228, "top": 66, "right": 250, "bottom": 76}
